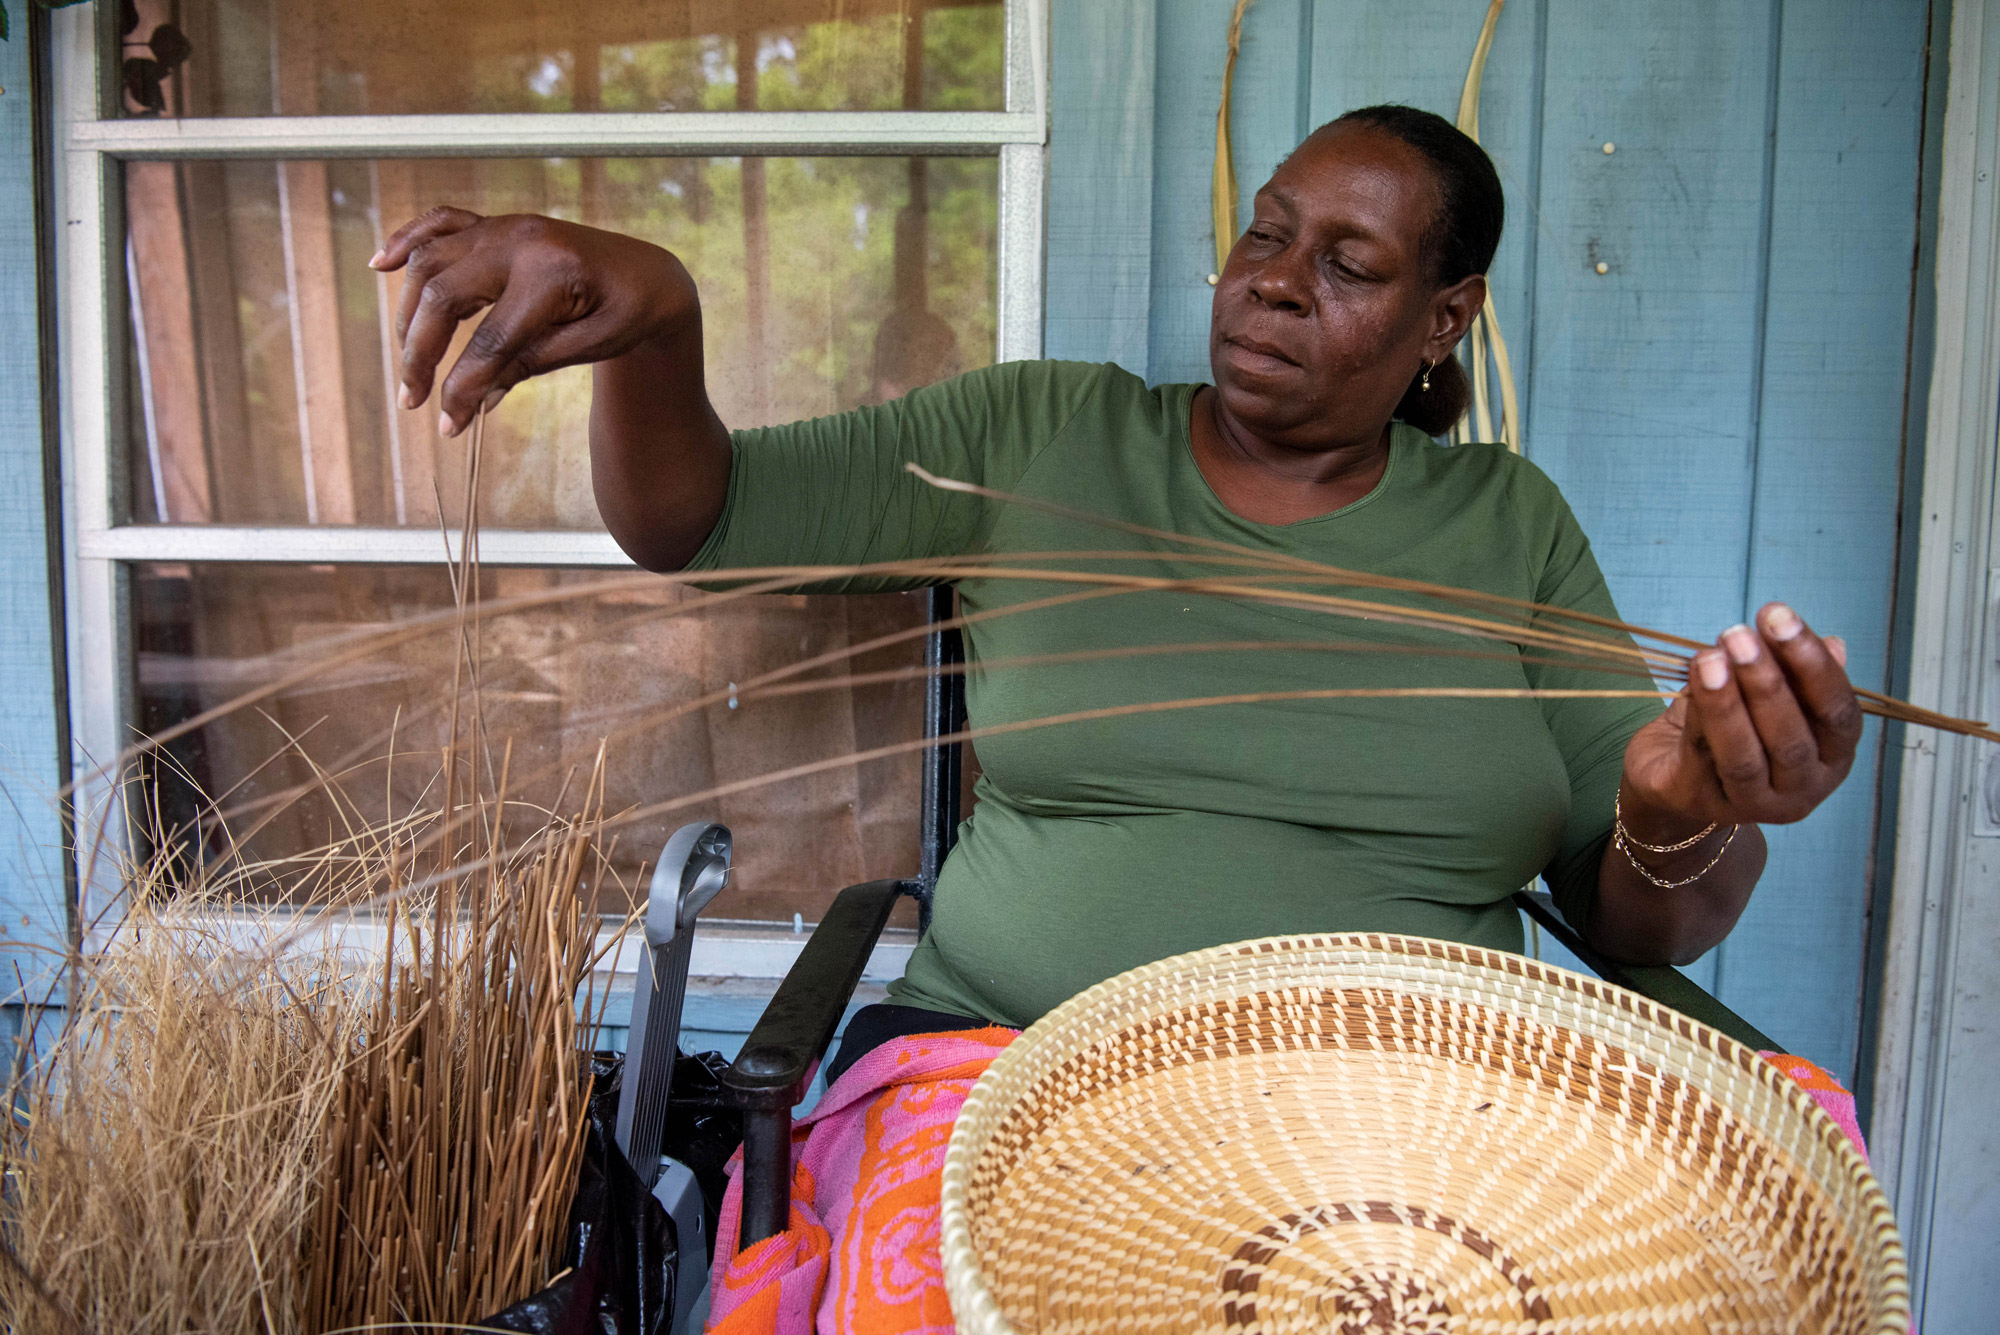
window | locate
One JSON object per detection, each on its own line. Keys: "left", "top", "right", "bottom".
{"left": 53, "top": 2, "right": 1045, "bottom": 930}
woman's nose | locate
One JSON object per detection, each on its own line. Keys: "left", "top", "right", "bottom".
{"left": 1246, "top": 252, "right": 1311, "bottom": 313}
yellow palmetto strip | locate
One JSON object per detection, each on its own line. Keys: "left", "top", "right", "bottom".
{"left": 1455, "top": 0, "right": 1523, "bottom": 453}
{"left": 1455, "top": 0, "right": 1504, "bottom": 136}
{"left": 1487, "top": 292, "right": 1523, "bottom": 449}
{"left": 1214, "top": 0, "right": 1256, "bottom": 276}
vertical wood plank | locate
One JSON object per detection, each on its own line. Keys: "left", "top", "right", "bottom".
{"left": 126, "top": 161, "right": 215, "bottom": 523}
{"left": 1525, "top": 0, "right": 1776, "bottom": 637}
{"left": 1868, "top": 0, "right": 2000, "bottom": 1315}
{"left": 1146, "top": 0, "right": 1325, "bottom": 383}
{"left": 1228, "top": 0, "right": 1315, "bottom": 239}
{"left": 1147, "top": 0, "right": 1236, "bottom": 383}
{"left": 176, "top": 160, "right": 259, "bottom": 520}
{"left": 0, "top": 25, "right": 68, "bottom": 1001}
{"left": 1305, "top": 0, "right": 1466, "bottom": 124}
{"left": 280, "top": 161, "right": 360, "bottom": 525}
{"left": 1045, "top": 0, "right": 1157, "bottom": 375}
{"left": 273, "top": 6, "right": 358, "bottom": 525}
{"left": 372, "top": 160, "right": 444, "bottom": 526}
{"left": 1524, "top": 0, "right": 1785, "bottom": 995}
{"left": 1455, "top": 0, "right": 1548, "bottom": 441}
{"left": 1720, "top": 0, "right": 1930, "bottom": 1077}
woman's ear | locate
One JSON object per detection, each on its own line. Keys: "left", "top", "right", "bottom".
{"left": 1426, "top": 273, "right": 1487, "bottom": 360}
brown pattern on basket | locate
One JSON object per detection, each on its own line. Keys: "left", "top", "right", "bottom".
{"left": 1219, "top": 1201, "right": 1550, "bottom": 1331}
{"left": 942, "top": 935, "right": 1903, "bottom": 1335}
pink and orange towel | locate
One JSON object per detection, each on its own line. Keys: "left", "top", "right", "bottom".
{"left": 1761, "top": 1050, "right": 1869, "bottom": 1158}
{"left": 705, "top": 1033, "right": 1876, "bottom": 1335}
{"left": 706, "top": 1025, "right": 1016, "bottom": 1335}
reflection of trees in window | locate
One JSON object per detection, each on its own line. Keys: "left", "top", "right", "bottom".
{"left": 122, "top": 1, "right": 1006, "bottom": 119}
{"left": 123, "top": 153, "right": 998, "bottom": 527}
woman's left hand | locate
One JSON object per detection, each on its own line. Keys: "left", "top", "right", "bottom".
{"left": 1622, "top": 602, "right": 1864, "bottom": 829}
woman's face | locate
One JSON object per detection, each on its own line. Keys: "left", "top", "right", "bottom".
{"left": 1208, "top": 124, "right": 1480, "bottom": 448}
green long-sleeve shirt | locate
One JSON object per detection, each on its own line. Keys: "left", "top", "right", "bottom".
{"left": 686, "top": 360, "right": 1660, "bottom": 1028}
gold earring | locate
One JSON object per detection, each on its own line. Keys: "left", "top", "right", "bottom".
{"left": 1420, "top": 360, "right": 1433, "bottom": 392}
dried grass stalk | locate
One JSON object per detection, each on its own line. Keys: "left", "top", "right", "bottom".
{"left": 2, "top": 747, "right": 618, "bottom": 1335}
{"left": 302, "top": 409, "right": 612, "bottom": 1331}
{"left": 0, "top": 870, "right": 367, "bottom": 1335}
{"left": 303, "top": 749, "right": 609, "bottom": 1331}
{"left": 900, "top": 466, "right": 1996, "bottom": 741}
{"left": 73, "top": 539, "right": 1994, "bottom": 916}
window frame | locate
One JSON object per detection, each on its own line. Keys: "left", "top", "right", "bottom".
{"left": 48, "top": 3, "right": 1048, "bottom": 933}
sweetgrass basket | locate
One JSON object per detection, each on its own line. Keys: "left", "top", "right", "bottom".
{"left": 940, "top": 934, "right": 1908, "bottom": 1334}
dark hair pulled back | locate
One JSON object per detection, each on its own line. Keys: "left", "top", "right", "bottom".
{"left": 1321, "top": 104, "right": 1505, "bottom": 437}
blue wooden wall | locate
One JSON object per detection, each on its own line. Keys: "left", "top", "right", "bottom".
{"left": 1048, "top": 0, "right": 1934, "bottom": 1083}
{"left": 0, "top": 9, "right": 69, "bottom": 1044}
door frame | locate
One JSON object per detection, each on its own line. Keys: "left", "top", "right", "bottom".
{"left": 1868, "top": 0, "right": 2000, "bottom": 1317}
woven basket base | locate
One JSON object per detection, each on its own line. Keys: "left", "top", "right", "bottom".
{"left": 958, "top": 965, "right": 1887, "bottom": 1334}
{"left": 984, "top": 1043, "right": 1816, "bottom": 1332}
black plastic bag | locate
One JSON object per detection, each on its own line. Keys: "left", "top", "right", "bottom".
{"left": 467, "top": 1052, "right": 745, "bottom": 1335}
{"left": 469, "top": 1055, "right": 674, "bottom": 1335}
{"left": 659, "top": 1049, "right": 745, "bottom": 1253}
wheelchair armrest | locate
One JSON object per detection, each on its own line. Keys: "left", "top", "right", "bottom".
{"left": 722, "top": 878, "right": 914, "bottom": 1112}
{"left": 1512, "top": 889, "right": 1780, "bottom": 1053}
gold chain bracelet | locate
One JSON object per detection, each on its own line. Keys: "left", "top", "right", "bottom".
{"left": 1613, "top": 810, "right": 1739, "bottom": 890}
{"left": 1613, "top": 793, "right": 1718, "bottom": 853}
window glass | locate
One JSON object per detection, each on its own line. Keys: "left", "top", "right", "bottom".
{"left": 133, "top": 563, "right": 929, "bottom": 920}
{"left": 122, "top": 154, "right": 997, "bottom": 526}
{"left": 118, "top": 0, "right": 1004, "bottom": 118}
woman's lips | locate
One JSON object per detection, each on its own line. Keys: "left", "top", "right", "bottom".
{"left": 1222, "top": 334, "right": 1300, "bottom": 372}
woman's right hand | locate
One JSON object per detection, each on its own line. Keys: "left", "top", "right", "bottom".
{"left": 371, "top": 207, "right": 698, "bottom": 439}
{"left": 373, "top": 207, "right": 731, "bottom": 571}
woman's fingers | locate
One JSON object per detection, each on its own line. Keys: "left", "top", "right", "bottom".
{"left": 1658, "top": 691, "right": 1731, "bottom": 816}
{"left": 1687, "top": 645, "right": 1775, "bottom": 806}
{"left": 371, "top": 204, "right": 482, "bottom": 273}
{"left": 1757, "top": 602, "right": 1864, "bottom": 767}
{"left": 393, "top": 221, "right": 490, "bottom": 348}
{"left": 399, "top": 245, "right": 514, "bottom": 414}
{"left": 1677, "top": 606, "right": 1862, "bottom": 825}
{"left": 436, "top": 282, "right": 572, "bottom": 434}
{"left": 1718, "top": 620, "right": 1822, "bottom": 807}
{"left": 375, "top": 208, "right": 691, "bottom": 434}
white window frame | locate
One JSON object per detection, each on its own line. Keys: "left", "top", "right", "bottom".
{"left": 48, "top": 3, "right": 1048, "bottom": 948}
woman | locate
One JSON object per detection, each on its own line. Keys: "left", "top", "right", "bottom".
{"left": 378, "top": 105, "right": 1860, "bottom": 1324}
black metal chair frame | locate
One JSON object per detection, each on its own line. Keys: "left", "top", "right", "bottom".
{"left": 704, "top": 588, "right": 1779, "bottom": 1251}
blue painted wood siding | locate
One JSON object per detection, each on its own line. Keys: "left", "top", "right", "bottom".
{"left": 0, "top": 14, "right": 68, "bottom": 1035}
{"left": 1049, "top": 0, "right": 1934, "bottom": 1083}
